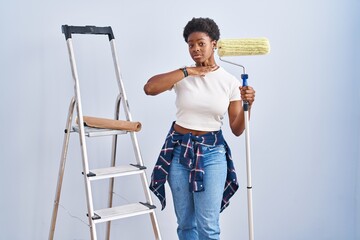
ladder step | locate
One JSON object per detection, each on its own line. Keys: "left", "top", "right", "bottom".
{"left": 72, "top": 126, "right": 127, "bottom": 137}
{"left": 87, "top": 164, "right": 146, "bottom": 180}
{"left": 93, "top": 202, "right": 156, "bottom": 224}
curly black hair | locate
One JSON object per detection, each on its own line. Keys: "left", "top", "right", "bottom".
{"left": 183, "top": 17, "right": 220, "bottom": 43}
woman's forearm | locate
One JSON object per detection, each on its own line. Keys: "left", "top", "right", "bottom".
{"left": 144, "top": 69, "right": 185, "bottom": 95}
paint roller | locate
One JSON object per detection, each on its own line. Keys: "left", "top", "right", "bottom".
{"left": 217, "top": 37, "right": 270, "bottom": 240}
{"left": 217, "top": 38, "right": 270, "bottom": 57}
{"left": 217, "top": 37, "right": 269, "bottom": 101}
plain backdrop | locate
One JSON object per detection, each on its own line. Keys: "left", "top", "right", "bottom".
{"left": 0, "top": 0, "right": 359, "bottom": 239}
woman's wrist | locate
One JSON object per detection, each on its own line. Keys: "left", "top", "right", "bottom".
{"left": 179, "top": 67, "right": 188, "bottom": 77}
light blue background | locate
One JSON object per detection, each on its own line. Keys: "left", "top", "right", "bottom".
{"left": 0, "top": 0, "right": 359, "bottom": 239}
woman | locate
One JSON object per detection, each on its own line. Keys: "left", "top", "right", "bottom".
{"left": 144, "top": 17, "right": 255, "bottom": 240}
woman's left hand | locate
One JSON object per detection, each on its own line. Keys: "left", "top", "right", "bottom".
{"left": 240, "top": 86, "right": 256, "bottom": 107}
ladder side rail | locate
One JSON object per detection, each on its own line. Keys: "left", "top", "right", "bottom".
{"left": 109, "top": 39, "right": 162, "bottom": 240}
{"left": 49, "top": 97, "right": 76, "bottom": 240}
{"left": 105, "top": 94, "right": 121, "bottom": 240}
{"left": 109, "top": 39, "right": 154, "bottom": 201}
{"left": 130, "top": 131, "right": 154, "bottom": 203}
{"left": 109, "top": 40, "right": 145, "bottom": 166}
{"left": 66, "top": 38, "right": 97, "bottom": 240}
{"left": 136, "top": 156, "right": 162, "bottom": 240}
{"left": 109, "top": 40, "right": 133, "bottom": 122}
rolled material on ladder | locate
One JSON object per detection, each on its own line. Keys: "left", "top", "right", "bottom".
{"left": 77, "top": 116, "right": 142, "bottom": 132}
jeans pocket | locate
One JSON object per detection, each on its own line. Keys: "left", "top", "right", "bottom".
{"left": 200, "top": 145, "right": 226, "bottom": 161}
{"left": 203, "top": 144, "right": 225, "bottom": 153}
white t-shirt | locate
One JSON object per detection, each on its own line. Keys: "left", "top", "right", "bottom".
{"left": 173, "top": 66, "right": 241, "bottom": 131}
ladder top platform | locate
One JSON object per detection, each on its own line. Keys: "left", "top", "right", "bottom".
{"left": 72, "top": 126, "right": 127, "bottom": 137}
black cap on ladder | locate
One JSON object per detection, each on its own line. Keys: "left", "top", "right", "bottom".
{"left": 62, "top": 25, "right": 115, "bottom": 41}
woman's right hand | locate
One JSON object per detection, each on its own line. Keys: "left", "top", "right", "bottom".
{"left": 187, "top": 65, "right": 218, "bottom": 77}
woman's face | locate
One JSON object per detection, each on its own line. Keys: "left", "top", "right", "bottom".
{"left": 187, "top": 32, "right": 216, "bottom": 66}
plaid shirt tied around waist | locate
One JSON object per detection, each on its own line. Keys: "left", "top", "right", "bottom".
{"left": 149, "top": 122, "right": 239, "bottom": 212}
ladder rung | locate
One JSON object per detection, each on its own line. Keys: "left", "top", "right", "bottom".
{"left": 87, "top": 165, "right": 146, "bottom": 180}
{"left": 93, "top": 202, "right": 156, "bottom": 224}
{"left": 72, "top": 126, "right": 127, "bottom": 137}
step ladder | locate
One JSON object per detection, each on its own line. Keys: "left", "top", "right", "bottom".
{"left": 49, "top": 25, "right": 162, "bottom": 240}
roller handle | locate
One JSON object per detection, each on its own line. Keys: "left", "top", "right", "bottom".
{"left": 241, "top": 74, "right": 248, "bottom": 87}
{"left": 241, "top": 74, "right": 250, "bottom": 111}
{"left": 62, "top": 25, "right": 115, "bottom": 41}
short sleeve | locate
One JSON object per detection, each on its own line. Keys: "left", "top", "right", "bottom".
{"left": 229, "top": 80, "right": 242, "bottom": 101}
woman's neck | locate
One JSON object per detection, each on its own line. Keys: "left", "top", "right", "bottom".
{"left": 196, "top": 60, "right": 217, "bottom": 67}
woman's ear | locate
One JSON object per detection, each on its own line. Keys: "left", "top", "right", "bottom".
{"left": 213, "top": 40, "right": 217, "bottom": 50}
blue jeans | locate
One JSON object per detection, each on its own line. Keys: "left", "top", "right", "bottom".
{"left": 168, "top": 144, "right": 227, "bottom": 240}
